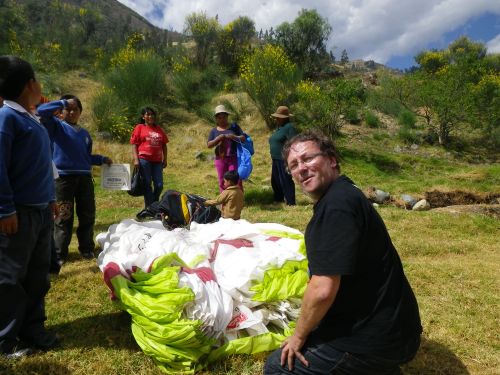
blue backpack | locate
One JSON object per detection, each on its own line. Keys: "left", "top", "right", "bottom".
{"left": 236, "top": 142, "right": 253, "bottom": 180}
{"left": 231, "top": 123, "right": 254, "bottom": 155}
{"left": 231, "top": 123, "right": 254, "bottom": 180}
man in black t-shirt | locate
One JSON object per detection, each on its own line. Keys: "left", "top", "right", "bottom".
{"left": 264, "top": 131, "right": 422, "bottom": 375}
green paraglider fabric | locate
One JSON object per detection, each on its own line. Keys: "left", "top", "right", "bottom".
{"left": 250, "top": 259, "right": 308, "bottom": 302}
{"left": 107, "top": 232, "right": 308, "bottom": 373}
{"left": 110, "top": 254, "right": 215, "bottom": 374}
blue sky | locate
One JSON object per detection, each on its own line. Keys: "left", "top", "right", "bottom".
{"left": 387, "top": 12, "right": 500, "bottom": 69}
{"left": 117, "top": 0, "right": 500, "bottom": 70}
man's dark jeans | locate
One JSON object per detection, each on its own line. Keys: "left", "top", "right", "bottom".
{"left": 264, "top": 333, "right": 420, "bottom": 375}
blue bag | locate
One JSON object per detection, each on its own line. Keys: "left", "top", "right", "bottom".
{"left": 242, "top": 133, "right": 254, "bottom": 155}
{"left": 236, "top": 142, "right": 253, "bottom": 180}
{"left": 231, "top": 123, "right": 254, "bottom": 155}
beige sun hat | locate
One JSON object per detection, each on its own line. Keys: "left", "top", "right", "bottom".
{"left": 214, "top": 104, "right": 231, "bottom": 116}
{"left": 271, "top": 105, "right": 293, "bottom": 118}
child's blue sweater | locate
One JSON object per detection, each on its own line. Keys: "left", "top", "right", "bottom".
{"left": 0, "top": 103, "right": 55, "bottom": 218}
{"left": 37, "top": 100, "right": 107, "bottom": 176}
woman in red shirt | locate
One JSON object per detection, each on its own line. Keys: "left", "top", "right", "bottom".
{"left": 130, "top": 107, "right": 169, "bottom": 208}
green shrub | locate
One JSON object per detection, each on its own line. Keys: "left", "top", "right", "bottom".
{"left": 105, "top": 51, "right": 167, "bottom": 119}
{"left": 240, "top": 44, "right": 301, "bottom": 129}
{"left": 171, "top": 62, "right": 227, "bottom": 114}
{"left": 91, "top": 88, "right": 133, "bottom": 142}
{"left": 294, "top": 79, "right": 364, "bottom": 137}
{"left": 492, "top": 126, "right": 500, "bottom": 148}
{"left": 398, "top": 125, "right": 421, "bottom": 144}
{"left": 372, "top": 131, "right": 389, "bottom": 141}
{"left": 105, "top": 52, "right": 166, "bottom": 118}
{"left": 345, "top": 106, "right": 361, "bottom": 124}
{"left": 90, "top": 50, "right": 168, "bottom": 142}
{"left": 398, "top": 109, "right": 417, "bottom": 128}
{"left": 364, "top": 110, "right": 380, "bottom": 128}
{"left": 366, "top": 89, "right": 402, "bottom": 116}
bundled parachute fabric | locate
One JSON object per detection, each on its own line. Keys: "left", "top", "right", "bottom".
{"left": 96, "top": 219, "right": 307, "bottom": 373}
{"left": 109, "top": 255, "right": 217, "bottom": 373}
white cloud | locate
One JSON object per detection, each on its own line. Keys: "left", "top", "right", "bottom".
{"left": 117, "top": 0, "right": 500, "bottom": 65}
{"left": 486, "top": 34, "right": 500, "bottom": 53}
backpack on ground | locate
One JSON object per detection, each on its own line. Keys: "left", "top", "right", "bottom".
{"left": 157, "top": 190, "right": 221, "bottom": 229}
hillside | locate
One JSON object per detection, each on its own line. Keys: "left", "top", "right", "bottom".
{"left": 0, "top": 0, "right": 183, "bottom": 60}
{"left": 14, "top": 0, "right": 156, "bottom": 33}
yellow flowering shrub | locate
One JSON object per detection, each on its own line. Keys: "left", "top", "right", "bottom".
{"left": 240, "top": 45, "right": 300, "bottom": 129}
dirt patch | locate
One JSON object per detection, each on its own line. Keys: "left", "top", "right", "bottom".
{"left": 424, "top": 190, "right": 500, "bottom": 207}
{"left": 432, "top": 204, "right": 500, "bottom": 219}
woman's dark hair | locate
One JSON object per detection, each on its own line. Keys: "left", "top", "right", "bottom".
{"left": 60, "top": 94, "right": 83, "bottom": 112}
{"left": 282, "top": 130, "right": 341, "bottom": 173}
{"left": 0, "top": 55, "right": 35, "bottom": 100}
{"left": 139, "top": 106, "right": 157, "bottom": 124}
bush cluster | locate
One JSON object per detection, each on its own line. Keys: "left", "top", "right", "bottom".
{"left": 364, "top": 110, "right": 380, "bottom": 128}
{"left": 240, "top": 44, "right": 301, "bottom": 129}
{"left": 91, "top": 49, "right": 167, "bottom": 142}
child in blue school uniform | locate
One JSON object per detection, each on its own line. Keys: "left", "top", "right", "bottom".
{"left": 37, "top": 95, "right": 112, "bottom": 262}
{"left": 0, "top": 55, "right": 59, "bottom": 357}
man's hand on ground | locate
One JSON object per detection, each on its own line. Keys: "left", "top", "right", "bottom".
{"left": 280, "top": 334, "right": 309, "bottom": 371}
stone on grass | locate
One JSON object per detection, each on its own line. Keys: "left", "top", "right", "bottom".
{"left": 194, "top": 151, "right": 206, "bottom": 161}
{"left": 412, "top": 199, "right": 430, "bottom": 211}
{"left": 401, "top": 194, "right": 418, "bottom": 209}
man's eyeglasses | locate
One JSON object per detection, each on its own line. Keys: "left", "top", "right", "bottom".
{"left": 287, "top": 152, "right": 325, "bottom": 174}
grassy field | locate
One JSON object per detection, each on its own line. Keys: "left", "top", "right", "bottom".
{"left": 0, "top": 90, "right": 499, "bottom": 375}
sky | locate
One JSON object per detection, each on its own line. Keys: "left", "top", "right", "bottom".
{"left": 116, "top": 0, "right": 500, "bottom": 70}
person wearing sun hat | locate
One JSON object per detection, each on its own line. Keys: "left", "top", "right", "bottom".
{"left": 207, "top": 104, "right": 246, "bottom": 192}
{"left": 269, "top": 105, "right": 298, "bottom": 205}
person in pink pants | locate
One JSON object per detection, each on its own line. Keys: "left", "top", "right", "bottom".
{"left": 207, "top": 105, "right": 246, "bottom": 192}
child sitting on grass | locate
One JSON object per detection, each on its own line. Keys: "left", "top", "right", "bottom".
{"left": 204, "top": 170, "right": 244, "bottom": 220}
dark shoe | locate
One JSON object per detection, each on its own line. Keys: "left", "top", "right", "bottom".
{"left": 49, "top": 259, "right": 64, "bottom": 274}
{"left": 20, "top": 331, "right": 60, "bottom": 351}
{"left": 81, "top": 251, "right": 94, "bottom": 259}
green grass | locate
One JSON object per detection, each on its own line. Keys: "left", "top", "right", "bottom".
{"left": 1, "top": 94, "right": 499, "bottom": 375}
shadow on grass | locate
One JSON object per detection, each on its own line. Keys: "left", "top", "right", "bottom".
{"left": 245, "top": 188, "right": 275, "bottom": 206}
{"left": 94, "top": 222, "right": 121, "bottom": 234}
{"left": 52, "top": 263, "right": 101, "bottom": 281}
{"left": 402, "top": 337, "right": 470, "bottom": 374}
{"left": 51, "top": 312, "right": 138, "bottom": 351}
{"left": 342, "top": 149, "right": 402, "bottom": 174}
{"left": 0, "top": 358, "right": 71, "bottom": 375}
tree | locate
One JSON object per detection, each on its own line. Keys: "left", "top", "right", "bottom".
{"left": 379, "top": 37, "right": 498, "bottom": 146}
{"left": 271, "top": 9, "right": 332, "bottom": 78}
{"left": 217, "top": 16, "right": 255, "bottom": 73}
{"left": 379, "top": 65, "right": 467, "bottom": 145}
{"left": 240, "top": 44, "right": 301, "bottom": 129}
{"left": 470, "top": 74, "right": 500, "bottom": 142}
{"left": 294, "top": 78, "right": 365, "bottom": 137}
{"left": 184, "top": 11, "right": 220, "bottom": 68}
{"left": 340, "top": 49, "right": 349, "bottom": 65}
